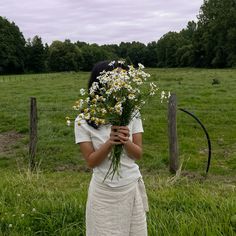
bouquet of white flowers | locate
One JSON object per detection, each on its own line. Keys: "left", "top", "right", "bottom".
{"left": 67, "top": 61, "right": 167, "bottom": 181}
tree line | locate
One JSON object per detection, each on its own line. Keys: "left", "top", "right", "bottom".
{"left": 1, "top": 0, "right": 236, "bottom": 74}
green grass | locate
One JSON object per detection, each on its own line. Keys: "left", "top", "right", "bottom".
{"left": 0, "top": 171, "right": 235, "bottom": 235}
{"left": 0, "top": 68, "right": 236, "bottom": 235}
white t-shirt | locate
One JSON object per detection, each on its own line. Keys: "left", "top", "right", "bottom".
{"left": 74, "top": 113, "right": 144, "bottom": 187}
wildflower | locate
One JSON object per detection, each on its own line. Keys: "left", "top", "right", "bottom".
{"left": 89, "top": 82, "right": 99, "bottom": 94}
{"left": 9, "top": 224, "right": 12, "bottom": 228}
{"left": 80, "top": 88, "right": 86, "bottom": 96}
{"left": 128, "top": 94, "right": 135, "bottom": 100}
{"left": 118, "top": 60, "right": 125, "bottom": 65}
{"left": 99, "top": 96, "right": 106, "bottom": 102}
{"left": 75, "top": 99, "right": 84, "bottom": 109}
{"left": 114, "top": 102, "right": 123, "bottom": 115}
{"left": 84, "top": 113, "right": 91, "bottom": 120}
{"left": 17, "top": 193, "right": 20, "bottom": 197}
{"left": 100, "top": 119, "right": 106, "bottom": 125}
{"left": 161, "top": 91, "right": 166, "bottom": 103}
{"left": 138, "top": 63, "right": 145, "bottom": 69}
{"left": 84, "top": 108, "right": 89, "bottom": 113}
{"left": 21, "top": 214, "right": 25, "bottom": 217}
{"left": 108, "top": 61, "right": 115, "bottom": 66}
{"left": 65, "top": 116, "right": 71, "bottom": 126}
{"left": 150, "top": 82, "right": 157, "bottom": 88}
{"left": 66, "top": 120, "right": 71, "bottom": 126}
{"left": 78, "top": 113, "right": 84, "bottom": 119}
{"left": 105, "top": 89, "right": 112, "bottom": 95}
{"left": 95, "top": 118, "right": 100, "bottom": 126}
{"left": 101, "top": 108, "right": 107, "bottom": 114}
{"left": 91, "top": 98, "right": 97, "bottom": 104}
{"left": 32, "top": 208, "right": 36, "bottom": 212}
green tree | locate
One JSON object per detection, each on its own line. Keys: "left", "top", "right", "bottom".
{"left": 101, "top": 44, "right": 120, "bottom": 59}
{"left": 48, "top": 40, "right": 82, "bottom": 72}
{"left": 175, "top": 21, "right": 197, "bottom": 67}
{"left": 145, "top": 41, "right": 158, "bottom": 67}
{"left": 0, "top": 16, "right": 26, "bottom": 74}
{"left": 25, "top": 36, "right": 45, "bottom": 73}
{"left": 227, "top": 28, "right": 236, "bottom": 67}
{"left": 80, "top": 44, "right": 112, "bottom": 71}
{"left": 44, "top": 43, "right": 50, "bottom": 72}
{"left": 196, "top": 0, "right": 236, "bottom": 67}
{"left": 127, "top": 41, "right": 147, "bottom": 66}
{"left": 156, "top": 32, "right": 184, "bottom": 67}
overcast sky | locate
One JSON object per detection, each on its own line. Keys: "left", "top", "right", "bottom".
{"left": 0, "top": 0, "right": 203, "bottom": 45}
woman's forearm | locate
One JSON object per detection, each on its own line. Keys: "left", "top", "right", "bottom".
{"left": 87, "top": 140, "right": 113, "bottom": 168}
{"left": 123, "top": 140, "right": 142, "bottom": 160}
{"left": 82, "top": 126, "right": 142, "bottom": 168}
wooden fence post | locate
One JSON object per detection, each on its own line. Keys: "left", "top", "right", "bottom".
{"left": 168, "top": 94, "right": 179, "bottom": 173}
{"left": 29, "top": 97, "right": 37, "bottom": 171}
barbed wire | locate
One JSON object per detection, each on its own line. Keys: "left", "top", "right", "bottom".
{"left": 0, "top": 107, "right": 236, "bottom": 112}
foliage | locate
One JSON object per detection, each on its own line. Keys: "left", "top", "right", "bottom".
{"left": 0, "top": 171, "right": 235, "bottom": 235}
{"left": 196, "top": 0, "right": 236, "bottom": 68}
{"left": 2, "top": 0, "right": 236, "bottom": 73}
{"left": 48, "top": 40, "right": 82, "bottom": 72}
{"left": 79, "top": 43, "right": 112, "bottom": 71}
{"left": 0, "top": 16, "right": 26, "bottom": 74}
{"left": 0, "top": 68, "right": 236, "bottom": 234}
{"left": 25, "top": 36, "right": 46, "bottom": 73}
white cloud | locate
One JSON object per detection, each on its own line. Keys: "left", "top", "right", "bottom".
{"left": 0, "top": 0, "right": 203, "bottom": 45}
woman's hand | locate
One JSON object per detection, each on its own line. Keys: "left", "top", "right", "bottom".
{"left": 117, "top": 126, "right": 130, "bottom": 144}
{"left": 110, "top": 126, "right": 130, "bottom": 144}
{"left": 80, "top": 125, "right": 142, "bottom": 168}
{"left": 109, "top": 125, "right": 142, "bottom": 160}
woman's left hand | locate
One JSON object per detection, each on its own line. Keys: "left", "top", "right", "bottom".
{"left": 117, "top": 126, "right": 130, "bottom": 144}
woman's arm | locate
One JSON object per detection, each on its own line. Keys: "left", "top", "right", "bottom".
{"left": 123, "top": 133, "right": 142, "bottom": 160}
{"left": 79, "top": 141, "right": 112, "bottom": 168}
{"left": 79, "top": 126, "right": 122, "bottom": 168}
{"left": 79, "top": 126, "right": 142, "bottom": 168}
{"left": 117, "top": 126, "right": 143, "bottom": 160}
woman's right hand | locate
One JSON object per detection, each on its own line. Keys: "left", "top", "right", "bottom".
{"left": 109, "top": 126, "right": 130, "bottom": 145}
{"left": 109, "top": 126, "right": 122, "bottom": 145}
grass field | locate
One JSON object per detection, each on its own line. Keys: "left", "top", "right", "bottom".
{"left": 0, "top": 68, "right": 236, "bottom": 235}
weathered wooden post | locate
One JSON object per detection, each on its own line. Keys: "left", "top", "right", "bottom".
{"left": 168, "top": 94, "right": 179, "bottom": 173}
{"left": 29, "top": 97, "right": 37, "bottom": 171}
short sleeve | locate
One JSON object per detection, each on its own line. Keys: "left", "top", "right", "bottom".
{"left": 132, "top": 112, "right": 144, "bottom": 134}
{"left": 74, "top": 118, "right": 91, "bottom": 144}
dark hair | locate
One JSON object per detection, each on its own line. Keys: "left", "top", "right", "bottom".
{"left": 87, "top": 60, "right": 128, "bottom": 129}
{"left": 88, "top": 60, "right": 128, "bottom": 93}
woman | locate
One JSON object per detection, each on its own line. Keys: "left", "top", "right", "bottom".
{"left": 74, "top": 61, "right": 149, "bottom": 236}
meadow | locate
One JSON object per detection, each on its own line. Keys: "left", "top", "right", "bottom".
{"left": 0, "top": 68, "right": 236, "bottom": 235}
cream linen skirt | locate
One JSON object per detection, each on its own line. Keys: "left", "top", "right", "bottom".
{"left": 86, "top": 176, "right": 149, "bottom": 236}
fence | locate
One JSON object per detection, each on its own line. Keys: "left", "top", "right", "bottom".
{"left": 10, "top": 96, "right": 213, "bottom": 174}
{"left": 0, "top": 95, "right": 236, "bottom": 175}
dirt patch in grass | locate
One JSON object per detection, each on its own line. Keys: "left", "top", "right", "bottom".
{"left": 0, "top": 131, "right": 25, "bottom": 153}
